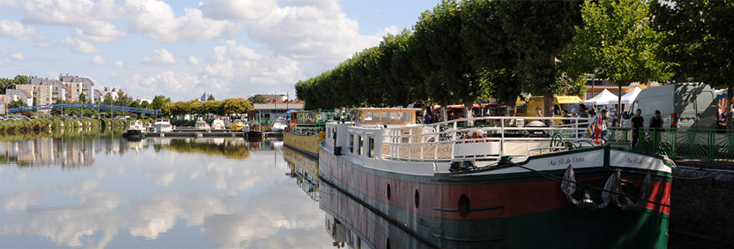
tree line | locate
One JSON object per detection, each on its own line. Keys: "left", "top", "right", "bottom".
{"left": 160, "top": 98, "right": 252, "bottom": 116}
{"left": 295, "top": 0, "right": 733, "bottom": 127}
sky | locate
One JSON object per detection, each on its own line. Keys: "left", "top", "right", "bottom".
{"left": 0, "top": 0, "right": 441, "bottom": 102}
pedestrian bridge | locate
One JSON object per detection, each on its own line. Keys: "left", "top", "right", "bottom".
{"left": 6, "top": 103, "right": 163, "bottom": 115}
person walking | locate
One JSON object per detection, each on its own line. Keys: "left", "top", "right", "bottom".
{"left": 631, "top": 109, "right": 644, "bottom": 149}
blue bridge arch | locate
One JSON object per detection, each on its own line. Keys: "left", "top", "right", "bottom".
{"left": 7, "top": 103, "right": 163, "bottom": 115}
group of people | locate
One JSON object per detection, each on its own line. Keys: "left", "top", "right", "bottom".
{"left": 630, "top": 109, "right": 664, "bottom": 148}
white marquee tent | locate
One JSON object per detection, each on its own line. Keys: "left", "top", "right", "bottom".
{"left": 620, "top": 86, "right": 642, "bottom": 105}
{"left": 583, "top": 89, "right": 618, "bottom": 105}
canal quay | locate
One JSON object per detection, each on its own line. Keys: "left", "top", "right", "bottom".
{"left": 2, "top": 0, "right": 734, "bottom": 248}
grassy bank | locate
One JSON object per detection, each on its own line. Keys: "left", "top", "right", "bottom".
{"left": 0, "top": 118, "right": 148, "bottom": 136}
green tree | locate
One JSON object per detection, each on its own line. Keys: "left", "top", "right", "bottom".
{"left": 207, "top": 94, "right": 215, "bottom": 101}
{"left": 8, "top": 99, "right": 27, "bottom": 108}
{"left": 78, "top": 93, "right": 87, "bottom": 103}
{"left": 493, "top": 1, "right": 583, "bottom": 117}
{"left": 247, "top": 95, "right": 267, "bottom": 104}
{"left": 651, "top": 0, "right": 734, "bottom": 129}
{"left": 564, "top": 0, "right": 672, "bottom": 125}
{"left": 13, "top": 75, "right": 27, "bottom": 85}
{"left": 141, "top": 100, "right": 150, "bottom": 109}
{"left": 223, "top": 98, "right": 252, "bottom": 115}
{"left": 150, "top": 95, "right": 171, "bottom": 110}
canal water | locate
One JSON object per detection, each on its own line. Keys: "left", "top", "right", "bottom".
{"left": 0, "top": 134, "right": 351, "bottom": 248}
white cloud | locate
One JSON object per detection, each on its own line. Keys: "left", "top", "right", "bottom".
{"left": 92, "top": 55, "right": 106, "bottom": 65}
{"left": 60, "top": 36, "right": 99, "bottom": 54}
{"left": 0, "top": 0, "right": 16, "bottom": 7}
{"left": 18, "top": 0, "right": 125, "bottom": 44}
{"left": 74, "top": 23, "right": 125, "bottom": 43}
{"left": 129, "top": 71, "right": 199, "bottom": 97}
{"left": 114, "top": 60, "right": 124, "bottom": 68}
{"left": 188, "top": 56, "right": 199, "bottom": 66}
{"left": 19, "top": 0, "right": 121, "bottom": 27}
{"left": 125, "top": 0, "right": 239, "bottom": 43}
{"left": 10, "top": 52, "right": 23, "bottom": 60}
{"left": 0, "top": 19, "right": 38, "bottom": 42}
{"left": 200, "top": 0, "right": 276, "bottom": 21}
{"left": 143, "top": 49, "right": 176, "bottom": 64}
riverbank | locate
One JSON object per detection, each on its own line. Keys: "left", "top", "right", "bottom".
{"left": 0, "top": 118, "right": 148, "bottom": 135}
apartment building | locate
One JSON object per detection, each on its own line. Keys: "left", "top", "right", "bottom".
{"left": 59, "top": 75, "right": 95, "bottom": 103}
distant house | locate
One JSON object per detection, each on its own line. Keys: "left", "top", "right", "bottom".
{"left": 6, "top": 89, "right": 33, "bottom": 106}
{"left": 250, "top": 94, "right": 304, "bottom": 121}
{"left": 96, "top": 86, "right": 124, "bottom": 102}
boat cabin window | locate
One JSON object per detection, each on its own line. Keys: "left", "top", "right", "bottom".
{"left": 358, "top": 135, "right": 364, "bottom": 155}
{"left": 381, "top": 112, "right": 397, "bottom": 122}
{"left": 398, "top": 112, "right": 413, "bottom": 122}
{"left": 368, "top": 136, "right": 375, "bottom": 158}
{"left": 364, "top": 112, "right": 379, "bottom": 121}
{"left": 348, "top": 132, "right": 354, "bottom": 154}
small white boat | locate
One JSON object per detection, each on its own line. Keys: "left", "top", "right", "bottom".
{"left": 195, "top": 118, "right": 210, "bottom": 130}
{"left": 123, "top": 120, "right": 148, "bottom": 138}
{"left": 151, "top": 118, "right": 173, "bottom": 132}
{"left": 211, "top": 119, "right": 225, "bottom": 130}
{"left": 271, "top": 117, "right": 288, "bottom": 132}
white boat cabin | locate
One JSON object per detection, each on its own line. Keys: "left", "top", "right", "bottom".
{"left": 324, "top": 108, "right": 596, "bottom": 174}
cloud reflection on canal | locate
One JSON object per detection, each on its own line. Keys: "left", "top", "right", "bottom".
{"left": 0, "top": 136, "right": 333, "bottom": 248}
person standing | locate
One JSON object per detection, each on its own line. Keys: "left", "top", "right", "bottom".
{"left": 579, "top": 104, "right": 589, "bottom": 118}
{"left": 649, "top": 110, "right": 663, "bottom": 130}
{"left": 423, "top": 111, "right": 432, "bottom": 125}
{"left": 631, "top": 109, "right": 644, "bottom": 149}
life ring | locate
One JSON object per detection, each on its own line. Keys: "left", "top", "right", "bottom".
{"left": 469, "top": 129, "right": 485, "bottom": 142}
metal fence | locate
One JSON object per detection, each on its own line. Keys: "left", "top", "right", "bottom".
{"left": 608, "top": 127, "right": 734, "bottom": 163}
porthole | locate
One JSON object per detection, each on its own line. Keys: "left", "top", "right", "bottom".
{"left": 414, "top": 189, "right": 420, "bottom": 209}
{"left": 458, "top": 194, "right": 470, "bottom": 218}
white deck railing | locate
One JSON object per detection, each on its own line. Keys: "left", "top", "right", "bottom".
{"left": 372, "top": 116, "right": 595, "bottom": 162}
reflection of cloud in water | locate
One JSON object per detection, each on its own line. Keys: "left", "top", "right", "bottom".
{"left": 203, "top": 185, "right": 329, "bottom": 248}
{"left": 0, "top": 138, "right": 330, "bottom": 248}
{"left": 127, "top": 193, "right": 242, "bottom": 239}
{"left": 0, "top": 186, "right": 56, "bottom": 212}
{"left": 1, "top": 188, "right": 127, "bottom": 249}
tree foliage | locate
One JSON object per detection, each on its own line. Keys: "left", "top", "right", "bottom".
{"left": 161, "top": 98, "right": 253, "bottom": 116}
{"left": 651, "top": 0, "right": 734, "bottom": 128}
{"left": 564, "top": 0, "right": 672, "bottom": 118}
{"left": 296, "top": 1, "right": 584, "bottom": 115}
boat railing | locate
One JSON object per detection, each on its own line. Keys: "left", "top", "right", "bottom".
{"left": 372, "top": 116, "right": 595, "bottom": 162}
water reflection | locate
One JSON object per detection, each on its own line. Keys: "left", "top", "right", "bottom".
{"left": 320, "top": 181, "right": 432, "bottom": 249}
{"left": 283, "top": 147, "right": 319, "bottom": 202}
{"left": 0, "top": 136, "right": 332, "bottom": 248}
{"left": 281, "top": 146, "right": 430, "bottom": 249}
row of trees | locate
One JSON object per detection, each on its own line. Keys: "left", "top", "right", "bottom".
{"left": 160, "top": 98, "right": 252, "bottom": 116}
{"left": 0, "top": 75, "right": 28, "bottom": 94}
{"left": 296, "top": 0, "right": 732, "bottom": 128}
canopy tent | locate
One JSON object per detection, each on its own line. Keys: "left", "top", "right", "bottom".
{"left": 583, "top": 89, "right": 618, "bottom": 105}
{"left": 620, "top": 87, "right": 642, "bottom": 105}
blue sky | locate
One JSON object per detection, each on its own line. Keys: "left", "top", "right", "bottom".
{"left": 0, "top": 0, "right": 440, "bottom": 101}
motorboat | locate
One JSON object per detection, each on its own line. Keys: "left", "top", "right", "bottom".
{"left": 123, "top": 120, "right": 148, "bottom": 138}
{"left": 151, "top": 118, "right": 173, "bottom": 133}
{"left": 271, "top": 117, "right": 288, "bottom": 132}
{"left": 211, "top": 119, "right": 225, "bottom": 130}
{"left": 195, "top": 117, "right": 210, "bottom": 130}
{"left": 232, "top": 120, "right": 246, "bottom": 130}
